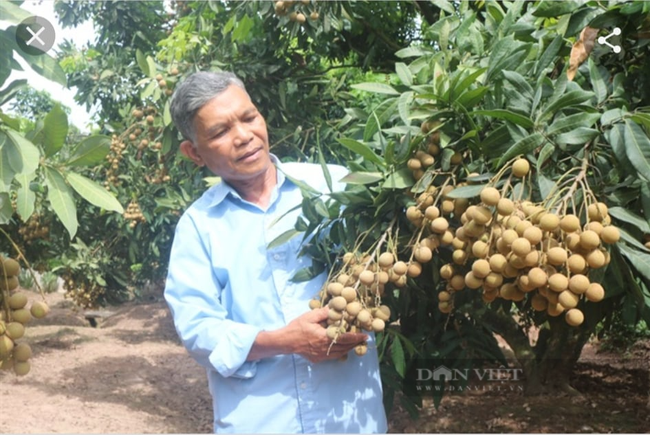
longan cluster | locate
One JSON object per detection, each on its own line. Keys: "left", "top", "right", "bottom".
{"left": 274, "top": 0, "right": 320, "bottom": 22}
{"left": 408, "top": 120, "right": 462, "bottom": 181}
{"left": 154, "top": 73, "right": 174, "bottom": 97}
{"left": 61, "top": 272, "right": 106, "bottom": 309}
{"left": 17, "top": 214, "right": 49, "bottom": 243}
{"left": 104, "top": 135, "right": 127, "bottom": 189}
{"left": 431, "top": 185, "right": 619, "bottom": 327}
{"left": 310, "top": 252, "right": 394, "bottom": 356}
{"left": 124, "top": 200, "right": 146, "bottom": 228}
{"left": 0, "top": 258, "right": 49, "bottom": 376}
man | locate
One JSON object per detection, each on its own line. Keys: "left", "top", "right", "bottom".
{"left": 164, "top": 71, "right": 388, "bottom": 433}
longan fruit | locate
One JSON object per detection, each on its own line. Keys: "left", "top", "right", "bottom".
{"left": 497, "top": 198, "right": 515, "bottom": 216}
{"left": 480, "top": 187, "right": 501, "bottom": 206}
{"left": 558, "top": 290, "right": 579, "bottom": 309}
{"left": 568, "top": 274, "right": 590, "bottom": 294}
{"left": 440, "top": 264, "right": 454, "bottom": 280}
{"left": 546, "top": 247, "right": 568, "bottom": 266}
{"left": 488, "top": 254, "right": 507, "bottom": 273}
{"left": 548, "top": 273, "right": 569, "bottom": 292}
{"left": 424, "top": 206, "right": 440, "bottom": 221}
{"left": 511, "top": 238, "right": 532, "bottom": 257}
{"left": 414, "top": 246, "right": 433, "bottom": 263}
{"left": 407, "top": 262, "right": 422, "bottom": 278}
{"left": 464, "top": 272, "right": 483, "bottom": 289}
{"left": 329, "top": 296, "right": 347, "bottom": 311}
{"left": 393, "top": 261, "right": 408, "bottom": 276}
{"left": 327, "top": 282, "right": 344, "bottom": 296}
{"left": 600, "top": 225, "right": 620, "bottom": 244}
{"left": 539, "top": 213, "right": 560, "bottom": 232}
{"left": 565, "top": 308, "right": 584, "bottom": 326}
{"left": 449, "top": 275, "right": 465, "bottom": 290}
{"left": 512, "top": 158, "right": 530, "bottom": 177}
{"left": 560, "top": 215, "right": 581, "bottom": 233}
{"left": 472, "top": 259, "right": 491, "bottom": 279}
{"left": 580, "top": 230, "right": 600, "bottom": 250}
{"left": 587, "top": 202, "right": 609, "bottom": 222}
{"left": 523, "top": 226, "right": 543, "bottom": 245}
{"left": 585, "top": 283, "right": 605, "bottom": 302}
{"left": 528, "top": 267, "right": 548, "bottom": 288}
{"left": 430, "top": 217, "right": 449, "bottom": 234}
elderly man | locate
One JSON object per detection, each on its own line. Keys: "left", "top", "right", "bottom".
{"left": 164, "top": 71, "right": 387, "bottom": 433}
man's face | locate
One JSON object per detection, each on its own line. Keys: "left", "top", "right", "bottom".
{"left": 182, "top": 85, "right": 271, "bottom": 183}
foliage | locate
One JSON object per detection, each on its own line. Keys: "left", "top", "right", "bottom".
{"left": 287, "top": 0, "right": 650, "bottom": 401}
{"left": 17, "top": 268, "right": 35, "bottom": 291}
{"left": 8, "top": 88, "right": 71, "bottom": 121}
{"left": 40, "top": 271, "right": 60, "bottom": 294}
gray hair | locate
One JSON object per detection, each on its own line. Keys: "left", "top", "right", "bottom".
{"left": 170, "top": 71, "right": 248, "bottom": 143}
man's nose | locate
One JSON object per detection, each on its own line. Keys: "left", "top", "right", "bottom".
{"left": 232, "top": 122, "right": 253, "bottom": 146}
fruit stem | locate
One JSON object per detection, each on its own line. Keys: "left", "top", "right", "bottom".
{"left": 552, "top": 148, "right": 590, "bottom": 215}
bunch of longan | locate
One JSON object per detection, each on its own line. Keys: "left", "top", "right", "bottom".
{"left": 104, "top": 135, "right": 127, "bottom": 189}
{"left": 310, "top": 252, "right": 394, "bottom": 356}
{"left": 273, "top": 0, "right": 319, "bottom": 22}
{"left": 18, "top": 214, "right": 49, "bottom": 244}
{"left": 0, "top": 257, "right": 49, "bottom": 376}
{"left": 124, "top": 200, "right": 146, "bottom": 229}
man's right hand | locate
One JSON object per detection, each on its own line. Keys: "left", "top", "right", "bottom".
{"left": 247, "top": 307, "right": 368, "bottom": 363}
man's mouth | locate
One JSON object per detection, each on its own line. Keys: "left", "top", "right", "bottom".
{"left": 238, "top": 147, "right": 262, "bottom": 162}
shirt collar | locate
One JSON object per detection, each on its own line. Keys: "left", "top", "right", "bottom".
{"left": 206, "top": 153, "right": 287, "bottom": 208}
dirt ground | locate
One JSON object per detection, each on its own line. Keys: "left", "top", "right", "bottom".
{"left": 1, "top": 289, "right": 649, "bottom": 434}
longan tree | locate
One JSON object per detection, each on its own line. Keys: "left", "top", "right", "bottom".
{"left": 289, "top": 0, "right": 650, "bottom": 402}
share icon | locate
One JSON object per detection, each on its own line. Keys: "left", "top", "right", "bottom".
{"left": 598, "top": 27, "right": 622, "bottom": 53}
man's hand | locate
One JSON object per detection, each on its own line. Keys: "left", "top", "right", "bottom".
{"left": 288, "top": 307, "right": 368, "bottom": 363}
{"left": 247, "top": 307, "right": 368, "bottom": 363}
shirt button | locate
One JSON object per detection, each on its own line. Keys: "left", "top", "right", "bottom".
{"left": 300, "top": 382, "right": 307, "bottom": 389}
{"left": 273, "top": 254, "right": 281, "bottom": 260}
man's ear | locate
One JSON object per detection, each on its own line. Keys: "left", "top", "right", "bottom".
{"left": 180, "top": 140, "right": 205, "bottom": 167}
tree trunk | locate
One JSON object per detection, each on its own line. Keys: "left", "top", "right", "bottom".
{"left": 482, "top": 306, "right": 593, "bottom": 395}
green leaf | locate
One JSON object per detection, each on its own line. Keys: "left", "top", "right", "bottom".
{"left": 607, "top": 124, "right": 635, "bottom": 175}
{"left": 535, "top": 35, "right": 563, "bottom": 77}
{"left": 267, "top": 228, "right": 301, "bottom": 250}
{"left": 232, "top": 14, "right": 254, "bottom": 42}
{"left": 609, "top": 207, "right": 650, "bottom": 233}
{"left": 538, "top": 174, "right": 556, "bottom": 201}
{"left": 67, "top": 135, "right": 111, "bottom": 166}
{"left": 316, "top": 142, "right": 332, "bottom": 193}
{"left": 642, "top": 183, "right": 650, "bottom": 230}
{"left": 337, "top": 138, "right": 385, "bottom": 167}
{"left": 471, "top": 109, "right": 533, "bottom": 128}
{"left": 44, "top": 167, "right": 78, "bottom": 239}
{"left": 41, "top": 104, "right": 69, "bottom": 157}
{"left": 445, "top": 184, "right": 485, "bottom": 199}
{"left": 163, "top": 100, "right": 172, "bottom": 126}
{"left": 618, "top": 244, "right": 650, "bottom": 283}
{"left": 0, "top": 192, "right": 12, "bottom": 224}
{"left": 630, "top": 113, "right": 650, "bottom": 130}
{"left": 554, "top": 127, "right": 599, "bottom": 146}
{"left": 537, "top": 90, "right": 594, "bottom": 123}
{"left": 66, "top": 172, "right": 124, "bottom": 213}
{"left": 588, "top": 57, "right": 607, "bottom": 104}
{"left": 382, "top": 168, "right": 414, "bottom": 189}
{"left": 619, "top": 228, "right": 650, "bottom": 252}
{"left": 136, "top": 49, "right": 149, "bottom": 76}
{"left": 0, "top": 2, "right": 31, "bottom": 23}
{"left": 0, "top": 112, "right": 20, "bottom": 131}
{"left": 0, "top": 79, "right": 27, "bottom": 106}
{"left": 146, "top": 56, "right": 157, "bottom": 79}
{"left": 624, "top": 120, "right": 650, "bottom": 181}
{"left": 0, "top": 136, "right": 15, "bottom": 192}
{"left": 14, "top": 49, "right": 66, "bottom": 86}
{"left": 4, "top": 128, "right": 39, "bottom": 174}
{"left": 546, "top": 113, "right": 601, "bottom": 136}
{"left": 533, "top": 0, "right": 581, "bottom": 17}
{"left": 351, "top": 82, "right": 399, "bottom": 95}
{"left": 390, "top": 335, "right": 406, "bottom": 378}
{"left": 340, "top": 172, "right": 384, "bottom": 185}
{"left": 502, "top": 70, "right": 533, "bottom": 101}
{"left": 395, "top": 63, "right": 413, "bottom": 86}
{"left": 431, "top": 0, "right": 455, "bottom": 14}
{"left": 141, "top": 80, "right": 157, "bottom": 99}
{"left": 398, "top": 91, "right": 413, "bottom": 126}
{"left": 15, "top": 172, "right": 36, "bottom": 221}
{"left": 536, "top": 144, "right": 554, "bottom": 171}
{"left": 497, "top": 133, "right": 545, "bottom": 167}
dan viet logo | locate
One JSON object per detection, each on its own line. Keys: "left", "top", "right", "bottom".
{"left": 415, "top": 365, "right": 525, "bottom": 393}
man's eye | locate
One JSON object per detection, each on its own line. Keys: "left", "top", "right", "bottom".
{"left": 213, "top": 130, "right": 226, "bottom": 138}
{"left": 244, "top": 115, "right": 256, "bottom": 123}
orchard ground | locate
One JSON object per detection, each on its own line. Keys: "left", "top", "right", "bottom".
{"left": 1, "top": 289, "right": 649, "bottom": 433}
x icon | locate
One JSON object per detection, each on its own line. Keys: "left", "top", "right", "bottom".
{"left": 26, "top": 25, "right": 45, "bottom": 47}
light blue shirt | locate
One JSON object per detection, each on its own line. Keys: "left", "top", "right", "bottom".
{"left": 164, "top": 157, "right": 388, "bottom": 433}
